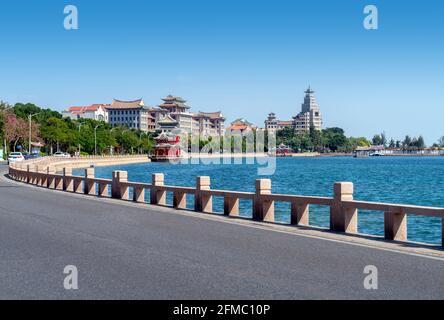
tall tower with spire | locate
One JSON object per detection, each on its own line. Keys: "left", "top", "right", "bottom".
{"left": 264, "top": 86, "right": 323, "bottom": 134}
{"left": 293, "top": 86, "right": 322, "bottom": 134}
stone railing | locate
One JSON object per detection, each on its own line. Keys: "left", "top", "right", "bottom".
{"left": 8, "top": 162, "right": 444, "bottom": 247}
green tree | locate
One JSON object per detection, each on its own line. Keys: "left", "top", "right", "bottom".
{"left": 389, "top": 139, "right": 395, "bottom": 148}
{"left": 309, "top": 126, "right": 323, "bottom": 151}
{"left": 13, "top": 103, "right": 62, "bottom": 123}
{"left": 322, "top": 127, "right": 347, "bottom": 152}
{"left": 415, "top": 136, "right": 425, "bottom": 150}
{"left": 403, "top": 135, "right": 412, "bottom": 150}
{"left": 372, "top": 134, "right": 383, "bottom": 146}
{"left": 40, "top": 117, "right": 70, "bottom": 154}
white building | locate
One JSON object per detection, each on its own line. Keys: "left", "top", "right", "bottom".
{"left": 63, "top": 104, "right": 110, "bottom": 122}
{"left": 152, "top": 95, "right": 225, "bottom": 136}
{"left": 265, "top": 87, "right": 323, "bottom": 134}
{"left": 293, "top": 86, "right": 322, "bottom": 134}
{"left": 107, "top": 99, "right": 155, "bottom": 132}
{"left": 192, "top": 112, "right": 225, "bottom": 137}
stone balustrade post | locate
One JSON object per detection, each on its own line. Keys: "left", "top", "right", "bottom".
{"left": 17, "top": 164, "right": 22, "bottom": 181}
{"left": 27, "top": 164, "right": 35, "bottom": 184}
{"left": 33, "top": 165, "right": 39, "bottom": 185}
{"left": 84, "top": 168, "right": 95, "bottom": 195}
{"left": 150, "top": 173, "right": 166, "bottom": 205}
{"left": 17, "top": 164, "right": 23, "bottom": 181}
{"left": 98, "top": 183, "right": 108, "bottom": 197}
{"left": 54, "top": 170, "right": 63, "bottom": 190}
{"left": 112, "top": 170, "right": 128, "bottom": 199}
{"left": 73, "top": 178, "right": 83, "bottom": 194}
{"left": 47, "top": 166, "right": 56, "bottom": 188}
{"left": 195, "top": 176, "right": 212, "bottom": 213}
{"left": 15, "top": 164, "right": 21, "bottom": 181}
{"left": 291, "top": 202, "right": 309, "bottom": 226}
{"left": 384, "top": 209, "right": 407, "bottom": 241}
{"left": 253, "top": 179, "right": 274, "bottom": 222}
{"left": 224, "top": 196, "right": 239, "bottom": 216}
{"left": 63, "top": 167, "right": 73, "bottom": 192}
{"left": 38, "top": 166, "right": 47, "bottom": 187}
{"left": 173, "top": 191, "right": 187, "bottom": 209}
{"left": 21, "top": 164, "right": 26, "bottom": 182}
{"left": 8, "top": 165, "right": 14, "bottom": 178}
{"left": 330, "top": 182, "right": 357, "bottom": 233}
{"left": 133, "top": 186, "right": 145, "bottom": 203}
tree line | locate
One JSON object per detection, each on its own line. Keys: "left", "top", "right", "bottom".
{"left": 1, "top": 100, "right": 442, "bottom": 158}
{"left": 371, "top": 133, "right": 427, "bottom": 150}
{"left": 277, "top": 127, "right": 439, "bottom": 153}
{"left": 276, "top": 127, "right": 371, "bottom": 153}
{"left": 0, "top": 101, "right": 155, "bottom": 159}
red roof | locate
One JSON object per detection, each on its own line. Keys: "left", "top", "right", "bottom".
{"left": 67, "top": 104, "right": 110, "bottom": 113}
{"left": 228, "top": 124, "right": 250, "bottom": 131}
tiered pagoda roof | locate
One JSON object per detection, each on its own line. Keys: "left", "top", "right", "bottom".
{"left": 157, "top": 114, "right": 178, "bottom": 125}
{"left": 158, "top": 95, "right": 190, "bottom": 110}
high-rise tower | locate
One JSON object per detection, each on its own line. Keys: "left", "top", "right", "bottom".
{"left": 293, "top": 87, "right": 322, "bottom": 134}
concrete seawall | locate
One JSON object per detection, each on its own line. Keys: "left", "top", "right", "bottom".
{"left": 22, "top": 155, "right": 150, "bottom": 171}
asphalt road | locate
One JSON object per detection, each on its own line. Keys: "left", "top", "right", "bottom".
{"left": 0, "top": 165, "right": 444, "bottom": 299}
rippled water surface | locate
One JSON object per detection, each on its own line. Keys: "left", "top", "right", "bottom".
{"left": 75, "top": 156, "right": 444, "bottom": 245}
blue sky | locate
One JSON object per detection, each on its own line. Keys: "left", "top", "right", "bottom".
{"left": 0, "top": 0, "right": 443, "bottom": 143}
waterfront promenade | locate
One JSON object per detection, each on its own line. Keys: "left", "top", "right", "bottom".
{"left": 1, "top": 163, "right": 444, "bottom": 299}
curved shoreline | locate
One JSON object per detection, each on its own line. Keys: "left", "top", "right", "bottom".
{"left": 19, "top": 155, "right": 151, "bottom": 171}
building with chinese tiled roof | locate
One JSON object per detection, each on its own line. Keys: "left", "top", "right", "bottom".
{"left": 107, "top": 99, "right": 155, "bottom": 132}
{"left": 265, "top": 87, "right": 323, "bottom": 134}
{"left": 227, "top": 118, "right": 257, "bottom": 133}
{"left": 192, "top": 111, "right": 225, "bottom": 136}
{"left": 62, "top": 104, "right": 110, "bottom": 122}
{"left": 152, "top": 95, "right": 225, "bottom": 136}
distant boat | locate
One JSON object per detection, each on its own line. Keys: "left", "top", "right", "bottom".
{"left": 354, "top": 145, "right": 385, "bottom": 158}
{"left": 369, "top": 151, "right": 384, "bottom": 157}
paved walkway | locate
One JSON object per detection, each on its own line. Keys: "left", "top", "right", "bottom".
{"left": 0, "top": 167, "right": 443, "bottom": 299}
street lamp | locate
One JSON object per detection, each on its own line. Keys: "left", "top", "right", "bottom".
{"left": 94, "top": 124, "right": 101, "bottom": 156}
{"left": 109, "top": 127, "right": 118, "bottom": 155}
{"left": 120, "top": 129, "right": 129, "bottom": 155}
{"left": 77, "top": 123, "right": 83, "bottom": 156}
{"left": 139, "top": 132, "right": 145, "bottom": 154}
{"left": 28, "top": 113, "right": 40, "bottom": 154}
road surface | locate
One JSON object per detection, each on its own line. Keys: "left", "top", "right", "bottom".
{"left": 0, "top": 164, "right": 443, "bottom": 299}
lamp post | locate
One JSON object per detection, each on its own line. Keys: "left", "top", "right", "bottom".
{"left": 77, "top": 123, "right": 83, "bottom": 156}
{"left": 109, "top": 127, "right": 118, "bottom": 155}
{"left": 139, "top": 132, "right": 145, "bottom": 154}
{"left": 120, "top": 129, "right": 128, "bottom": 155}
{"left": 94, "top": 124, "right": 101, "bottom": 156}
{"left": 28, "top": 113, "right": 40, "bottom": 154}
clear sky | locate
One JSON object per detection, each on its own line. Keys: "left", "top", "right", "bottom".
{"left": 0, "top": 0, "right": 443, "bottom": 144}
